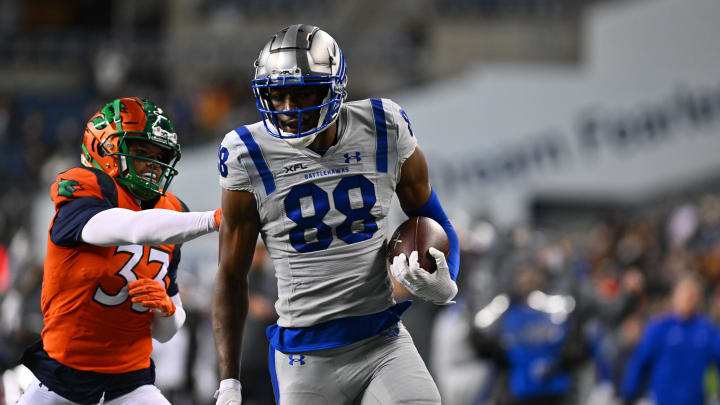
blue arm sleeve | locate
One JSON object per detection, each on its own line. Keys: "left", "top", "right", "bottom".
{"left": 50, "top": 197, "right": 112, "bottom": 247}
{"left": 620, "top": 320, "right": 660, "bottom": 400}
{"left": 404, "top": 188, "right": 460, "bottom": 280}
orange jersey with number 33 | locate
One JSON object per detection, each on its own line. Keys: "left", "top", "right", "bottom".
{"left": 41, "top": 167, "right": 184, "bottom": 373}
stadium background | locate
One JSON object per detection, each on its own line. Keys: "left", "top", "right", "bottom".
{"left": 2, "top": 0, "right": 720, "bottom": 404}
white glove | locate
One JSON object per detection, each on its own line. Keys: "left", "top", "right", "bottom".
{"left": 214, "top": 379, "right": 242, "bottom": 405}
{"left": 390, "top": 247, "right": 457, "bottom": 305}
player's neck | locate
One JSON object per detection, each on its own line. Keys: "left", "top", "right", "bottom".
{"left": 307, "top": 122, "right": 338, "bottom": 156}
{"left": 120, "top": 185, "right": 157, "bottom": 209}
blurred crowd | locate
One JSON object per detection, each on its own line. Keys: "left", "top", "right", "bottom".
{"left": 428, "top": 192, "right": 720, "bottom": 405}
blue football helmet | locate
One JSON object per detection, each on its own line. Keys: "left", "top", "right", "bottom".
{"left": 252, "top": 24, "right": 347, "bottom": 147}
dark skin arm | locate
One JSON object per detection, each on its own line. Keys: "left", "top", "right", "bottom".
{"left": 390, "top": 146, "right": 433, "bottom": 300}
{"left": 396, "top": 146, "right": 433, "bottom": 212}
{"left": 212, "top": 188, "right": 261, "bottom": 380}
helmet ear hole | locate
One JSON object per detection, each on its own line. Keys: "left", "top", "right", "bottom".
{"left": 90, "top": 138, "right": 106, "bottom": 157}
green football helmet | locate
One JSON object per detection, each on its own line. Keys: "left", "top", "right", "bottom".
{"left": 81, "top": 97, "right": 181, "bottom": 200}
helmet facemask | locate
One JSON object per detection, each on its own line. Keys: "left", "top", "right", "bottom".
{"left": 254, "top": 80, "right": 342, "bottom": 147}
{"left": 115, "top": 135, "right": 180, "bottom": 200}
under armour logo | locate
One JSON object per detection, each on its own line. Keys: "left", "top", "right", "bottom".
{"left": 344, "top": 152, "right": 361, "bottom": 164}
{"left": 288, "top": 355, "right": 306, "bottom": 366}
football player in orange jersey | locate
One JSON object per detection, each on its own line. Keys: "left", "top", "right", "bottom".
{"left": 17, "top": 97, "right": 222, "bottom": 405}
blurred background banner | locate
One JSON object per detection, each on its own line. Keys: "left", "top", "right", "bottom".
{"left": 3, "top": 0, "right": 720, "bottom": 404}
{"left": 399, "top": 0, "right": 720, "bottom": 225}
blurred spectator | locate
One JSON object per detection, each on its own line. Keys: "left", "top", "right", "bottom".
{"left": 611, "top": 314, "right": 645, "bottom": 394}
{"left": 470, "top": 261, "right": 586, "bottom": 405}
{"left": 431, "top": 299, "right": 494, "bottom": 405}
{"left": 430, "top": 215, "right": 500, "bottom": 405}
{"left": 620, "top": 274, "right": 720, "bottom": 405}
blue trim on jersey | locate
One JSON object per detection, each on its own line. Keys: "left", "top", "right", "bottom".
{"left": 266, "top": 301, "right": 412, "bottom": 353}
{"left": 370, "top": 98, "right": 388, "bottom": 173}
{"left": 269, "top": 346, "right": 280, "bottom": 404}
{"left": 235, "top": 126, "right": 276, "bottom": 194}
{"left": 405, "top": 189, "right": 460, "bottom": 280}
{"left": 50, "top": 197, "right": 111, "bottom": 247}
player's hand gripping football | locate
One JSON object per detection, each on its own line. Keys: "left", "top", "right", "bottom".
{"left": 214, "top": 379, "right": 242, "bottom": 405}
{"left": 128, "top": 279, "right": 175, "bottom": 317}
{"left": 390, "top": 248, "right": 457, "bottom": 305}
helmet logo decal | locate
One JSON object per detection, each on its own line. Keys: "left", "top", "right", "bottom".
{"left": 57, "top": 179, "right": 83, "bottom": 198}
{"left": 91, "top": 116, "right": 110, "bottom": 130}
{"left": 144, "top": 104, "right": 178, "bottom": 145}
{"left": 96, "top": 101, "right": 128, "bottom": 131}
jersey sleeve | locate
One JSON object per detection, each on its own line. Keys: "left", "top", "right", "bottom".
{"left": 218, "top": 129, "right": 254, "bottom": 193}
{"left": 49, "top": 167, "right": 116, "bottom": 247}
{"left": 384, "top": 99, "right": 418, "bottom": 166}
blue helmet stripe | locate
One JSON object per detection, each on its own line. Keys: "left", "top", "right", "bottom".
{"left": 235, "top": 126, "right": 276, "bottom": 194}
{"left": 371, "top": 98, "right": 388, "bottom": 173}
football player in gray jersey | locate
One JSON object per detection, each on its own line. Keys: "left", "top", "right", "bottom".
{"left": 213, "top": 24, "right": 461, "bottom": 405}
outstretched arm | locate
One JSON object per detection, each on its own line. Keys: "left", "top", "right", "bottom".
{"left": 212, "top": 188, "right": 260, "bottom": 400}
{"left": 81, "top": 207, "right": 221, "bottom": 246}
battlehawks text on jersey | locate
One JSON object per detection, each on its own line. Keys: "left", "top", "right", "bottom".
{"left": 38, "top": 166, "right": 184, "bottom": 373}
{"left": 218, "top": 98, "right": 417, "bottom": 330}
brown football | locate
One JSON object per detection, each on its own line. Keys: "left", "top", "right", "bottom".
{"left": 387, "top": 216, "right": 450, "bottom": 273}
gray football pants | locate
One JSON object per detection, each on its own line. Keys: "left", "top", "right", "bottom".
{"left": 270, "top": 322, "right": 441, "bottom": 405}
